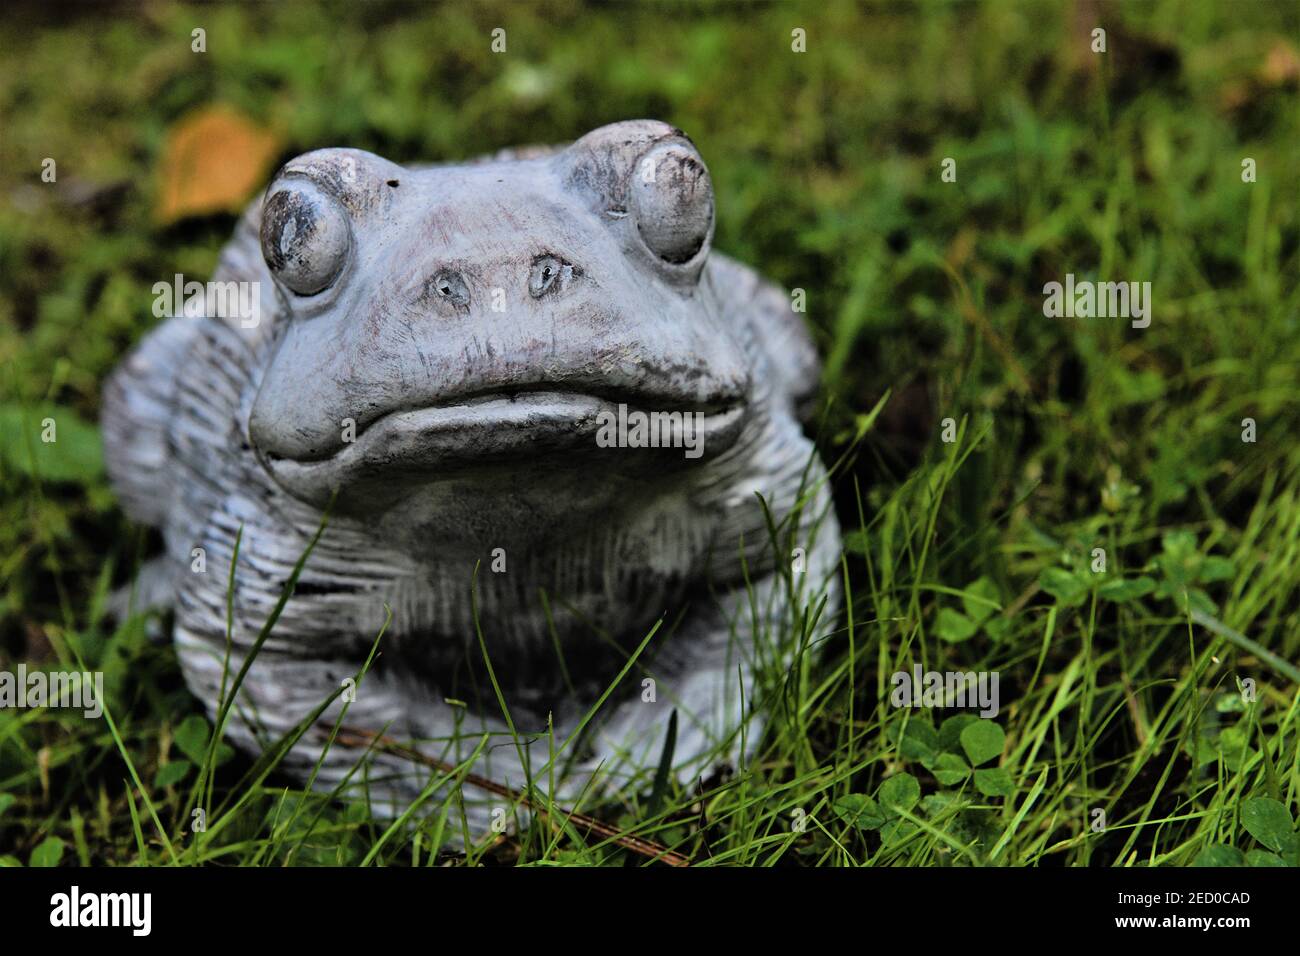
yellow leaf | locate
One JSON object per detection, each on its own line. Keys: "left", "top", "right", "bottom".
{"left": 1260, "top": 40, "right": 1300, "bottom": 87}
{"left": 155, "top": 105, "right": 281, "bottom": 224}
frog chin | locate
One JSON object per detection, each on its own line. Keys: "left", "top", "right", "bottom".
{"left": 252, "top": 390, "right": 748, "bottom": 511}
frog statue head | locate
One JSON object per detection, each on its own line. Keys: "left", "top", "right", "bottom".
{"left": 246, "top": 121, "right": 754, "bottom": 534}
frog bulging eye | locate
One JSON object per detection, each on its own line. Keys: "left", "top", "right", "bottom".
{"left": 528, "top": 255, "right": 572, "bottom": 298}
{"left": 260, "top": 183, "right": 351, "bottom": 296}
{"left": 629, "top": 143, "right": 714, "bottom": 265}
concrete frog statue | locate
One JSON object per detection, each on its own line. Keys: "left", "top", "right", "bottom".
{"left": 103, "top": 120, "right": 840, "bottom": 832}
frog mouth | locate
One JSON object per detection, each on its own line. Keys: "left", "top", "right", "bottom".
{"left": 254, "top": 389, "right": 747, "bottom": 505}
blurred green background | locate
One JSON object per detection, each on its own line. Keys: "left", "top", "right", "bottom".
{"left": 1, "top": 0, "right": 1298, "bottom": 866}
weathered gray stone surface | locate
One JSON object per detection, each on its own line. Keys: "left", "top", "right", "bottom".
{"left": 102, "top": 120, "right": 840, "bottom": 834}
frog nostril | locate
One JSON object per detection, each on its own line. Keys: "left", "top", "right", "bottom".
{"left": 426, "top": 270, "right": 470, "bottom": 308}
{"left": 529, "top": 254, "right": 572, "bottom": 298}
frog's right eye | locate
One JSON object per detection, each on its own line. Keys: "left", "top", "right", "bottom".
{"left": 260, "top": 183, "right": 352, "bottom": 296}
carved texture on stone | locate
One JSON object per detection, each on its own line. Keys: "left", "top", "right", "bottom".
{"left": 102, "top": 120, "right": 841, "bottom": 830}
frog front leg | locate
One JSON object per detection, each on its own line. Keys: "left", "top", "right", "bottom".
{"left": 169, "top": 495, "right": 550, "bottom": 836}
{"left": 578, "top": 485, "right": 841, "bottom": 799}
{"left": 176, "top": 616, "right": 549, "bottom": 836}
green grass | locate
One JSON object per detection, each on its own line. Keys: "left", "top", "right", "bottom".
{"left": 1, "top": 0, "right": 1298, "bottom": 866}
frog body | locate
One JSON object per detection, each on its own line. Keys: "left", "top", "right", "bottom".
{"left": 103, "top": 121, "right": 839, "bottom": 830}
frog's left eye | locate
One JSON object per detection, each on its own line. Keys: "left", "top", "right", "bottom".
{"left": 528, "top": 255, "right": 572, "bottom": 298}
{"left": 629, "top": 143, "right": 713, "bottom": 266}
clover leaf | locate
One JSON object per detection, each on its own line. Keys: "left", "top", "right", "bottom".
{"left": 959, "top": 720, "right": 1005, "bottom": 766}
